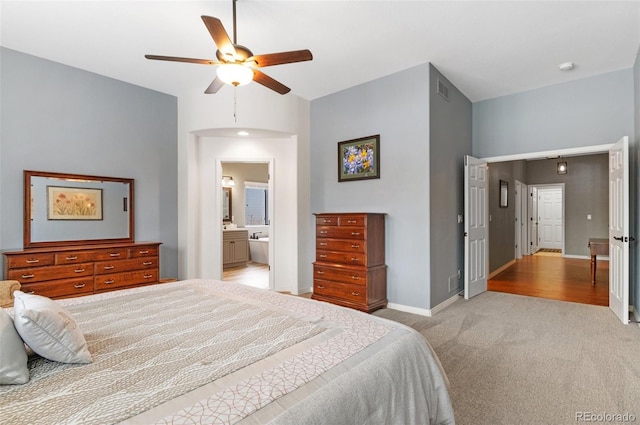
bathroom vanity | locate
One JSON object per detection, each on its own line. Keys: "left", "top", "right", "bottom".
{"left": 222, "top": 229, "right": 249, "bottom": 269}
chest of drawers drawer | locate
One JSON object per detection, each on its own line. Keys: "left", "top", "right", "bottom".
{"left": 313, "top": 280, "right": 367, "bottom": 304}
{"left": 7, "top": 263, "right": 94, "bottom": 283}
{"left": 314, "top": 264, "right": 367, "bottom": 285}
{"left": 316, "top": 251, "right": 367, "bottom": 266}
{"left": 95, "top": 269, "right": 159, "bottom": 291}
{"left": 316, "top": 226, "right": 365, "bottom": 240}
{"left": 21, "top": 277, "right": 94, "bottom": 298}
{"left": 95, "top": 257, "right": 158, "bottom": 275}
{"left": 56, "top": 248, "right": 129, "bottom": 264}
{"left": 316, "top": 239, "right": 365, "bottom": 253}
{"left": 6, "top": 253, "right": 55, "bottom": 269}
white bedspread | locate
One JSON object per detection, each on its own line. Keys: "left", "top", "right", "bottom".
{"left": 1, "top": 279, "right": 455, "bottom": 425}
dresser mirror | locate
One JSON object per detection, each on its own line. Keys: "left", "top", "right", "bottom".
{"left": 24, "top": 170, "right": 134, "bottom": 248}
{"left": 223, "top": 187, "right": 232, "bottom": 222}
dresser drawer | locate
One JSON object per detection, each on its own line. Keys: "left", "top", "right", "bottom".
{"left": 56, "top": 248, "right": 129, "bottom": 264}
{"left": 6, "top": 253, "right": 55, "bottom": 269}
{"left": 129, "top": 245, "right": 159, "bottom": 258}
{"left": 316, "top": 250, "right": 367, "bottom": 266}
{"left": 316, "top": 226, "right": 365, "bottom": 240}
{"left": 95, "top": 269, "right": 159, "bottom": 291}
{"left": 95, "top": 257, "right": 159, "bottom": 275}
{"left": 338, "top": 216, "right": 366, "bottom": 226}
{"left": 7, "top": 263, "right": 94, "bottom": 283}
{"left": 316, "top": 238, "right": 365, "bottom": 253}
{"left": 21, "top": 277, "right": 94, "bottom": 299}
{"left": 313, "top": 265, "right": 367, "bottom": 285}
{"left": 315, "top": 215, "right": 339, "bottom": 226}
{"left": 313, "top": 280, "right": 366, "bottom": 304}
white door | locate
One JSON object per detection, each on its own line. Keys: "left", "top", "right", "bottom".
{"left": 609, "top": 136, "right": 629, "bottom": 324}
{"left": 538, "top": 187, "right": 563, "bottom": 250}
{"left": 529, "top": 187, "right": 539, "bottom": 254}
{"left": 520, "top": 181, "right": 528, "bottom": 256}
{"left": 464, "top": 156, "right": 489, "bottom": 299}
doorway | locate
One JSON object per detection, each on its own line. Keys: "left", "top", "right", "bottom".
{"left": 536, "top": 186, "right": 564, "bottom": 251}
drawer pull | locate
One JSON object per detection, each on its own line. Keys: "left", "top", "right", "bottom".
{"left": 320, "top": 230, "right": 328, "bottom": 235}
{"left": 143, "top": 274, "right": 153, "bottom": 279}
{"left": 322, "top": 219, "right": 331, "bottom": 223}
{"left": 65, "top": 256, "right": 78, "bottom": 260}
{"left": 21, "top": 274, "right": 35, "bottom": 279}
{"left": 351, "top": 291, "right": 360, "bottom": 296}
{"left": 139, "top": 250, "right": 150, "bottom": 254}
{"left": 26, "top": 291, "right": 35, "bottom": 295}
{"left": 74, "top": 268, "right": 86, "bottom": 273}
{"left": 351, "top": 276, "right": 360, "bottom": 280}
{"left": 109, "top": 253, "right": 121, "bottom": 257}
{"left": 319, "top": 242, "right": 327, "bottom": 246}
{"left": 351, "top": 244, "right": 360, "bottom": 248}
{"left": 317, "top": 285, "right": 325, "bottom": 289}
{"left": 351, "top": 232, "right": 360, "bottom": 236}
{"left": 319, "top": 254, "right": 327, "bottom": 258}
{"left": 25, "top": 259, "right": 40, "bottom": 264}
{"left": 347, "top": 219, "right": 357, "bottom": 224}
{"left": 350, "top": 258, "right": 359, "bottom": 262}
{"left": 142, "top": 261, "right": 153, "bottom": 266}
{"left": 103, "top": 265, "right": 115, "bottom": 270}
{"left": 73, "top": 283, "right": 86, "bottom": 289}
{"left": 316, "top": 270, "right": 325, "bottom": 275}
{"left": 104, "top": 279, "right": 115, "bottom": 285}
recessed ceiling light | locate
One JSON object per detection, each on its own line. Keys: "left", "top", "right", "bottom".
{"left": 558, "top": 62, "right": 575, "bottom": 71}
{"left": 237, "top": 131, "right": 250, "bottom": 136}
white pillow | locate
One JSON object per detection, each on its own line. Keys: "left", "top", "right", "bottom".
{"left": 13, "top": 291, "right": 92, "bottom": 364}
{"left": 0, "top": 308, "right": 29, "bottom": 384}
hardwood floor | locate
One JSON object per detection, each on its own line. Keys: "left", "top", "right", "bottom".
{"left": 222, "top": 262, "right": 269, "bottom": 289}
{"left": 488, "top": 254, "right": 609, "bottom": 306}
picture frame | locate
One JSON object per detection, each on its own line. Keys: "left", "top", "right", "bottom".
{"left": 338, "top": 134, "right": 380, "bottom": 182}
{"left": 499, "top": 180, "right": 508, "bottom": 208}
{"left": 47, "top": 186, "right": 103, "bottom": 220}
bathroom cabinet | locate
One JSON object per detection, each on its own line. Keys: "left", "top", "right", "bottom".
{"left": 312, "top": 213, "right": 387, "bottom": 313}
{"left": 223, "top": 229, "right": 249, "bottom": 269}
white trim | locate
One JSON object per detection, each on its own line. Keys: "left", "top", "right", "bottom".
{"left": 431, "top": 292, "right": 463, "bottom": 315}
{"left": 387, "top": 302, "right": 433, "bottom": 317}
{"left": 481, "top": 143, "right": 613, "bottom": 163}
{"left": 489, "top": 259, "right": 516, "bottom": 279}
{"left": 294, "top": 286, "right": 313, "bottom": 296}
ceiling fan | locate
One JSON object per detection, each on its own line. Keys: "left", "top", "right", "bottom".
{"left": 145, "top": 0, "right": 312, "bottom": 95}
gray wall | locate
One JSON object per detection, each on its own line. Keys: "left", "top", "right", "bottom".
{"left": 526, "top": 155, "right": 609, "bottom": 257}
{"left": 0, "top": 48, "right": 179, "bottom": 279}
{"left": 310, "top": 63, "right": 433, "bottom": 309}
{"left": 488, "top": 161, "right": 517, "bottom": 272}
{"left": 473, "top": 69, "right": 635, "bottom": 158}
{"left": 428, "top": 65, "right": 472, "bottom": 306}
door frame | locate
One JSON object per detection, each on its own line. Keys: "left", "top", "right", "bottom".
{"left": 531, "top": 184, "right": 565, "bottom": 254}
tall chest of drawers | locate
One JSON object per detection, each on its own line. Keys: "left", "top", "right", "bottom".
{"left": 312, "top": 213, "right": 387, "bottom": 313}
{"left": 3, "top": 242, "right": 161, "bottom": 299}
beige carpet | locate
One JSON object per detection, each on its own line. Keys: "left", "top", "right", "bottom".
{"left": 374, "top": 292, "right": 640, "bottom": 425}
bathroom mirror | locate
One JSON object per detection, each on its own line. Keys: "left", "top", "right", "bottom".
{"left": 499, "top": 180, "right": 508, "bottom": 208}
{"left": 223, "top": 187, "right": 232, "bottom": 222}
{"left": 24, "top": 170, "right": 134, "bottom": 248}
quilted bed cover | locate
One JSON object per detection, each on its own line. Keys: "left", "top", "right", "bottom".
{"left": 1, "top": 279, "right": 455, "bottom": 425}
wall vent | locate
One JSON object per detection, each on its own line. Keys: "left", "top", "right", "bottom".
{"left": 437, "top": 78, "right": 450, "bottom": 101}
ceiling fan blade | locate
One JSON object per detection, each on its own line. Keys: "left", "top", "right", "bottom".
{"left": 252, "top": 70, "right": 291, "bottom": 95}
{"left": 204, "top": 77, "right": 225, "bottom": 94}
{"left": 201, "top": 16, "right": 237, "bottom": 58}
{"left": 248, "top": 50, "right": 313, "bottom": 67}
{"left": 145, "top": 55, "right": 219, "bottom": 65}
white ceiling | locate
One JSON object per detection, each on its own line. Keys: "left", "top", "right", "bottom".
{"left": 1, "top": 1, "right": 639, "bottom": 102}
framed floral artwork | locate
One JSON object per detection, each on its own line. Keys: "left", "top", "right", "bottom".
{"left": 338, "top": 134, "right": 380, "bottom": 182}
{"left": 47, "top": 186, "right": 103, "bottom": 220}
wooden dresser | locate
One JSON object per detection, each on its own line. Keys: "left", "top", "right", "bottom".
{"left": 3, "top": 242, "right": 161, "bottom": 299}
{"left": 312, "top": 213, "right": 387, "bottom": 313}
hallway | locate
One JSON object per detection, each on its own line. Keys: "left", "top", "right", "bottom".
{"left": 488, "top": 254, "right": 609, "bottom": 306}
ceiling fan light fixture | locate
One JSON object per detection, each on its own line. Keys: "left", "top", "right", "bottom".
{"left": 216, "top": 63, "right": 253, "bottom": 86}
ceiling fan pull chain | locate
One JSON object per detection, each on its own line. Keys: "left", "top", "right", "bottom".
{"left": 234, "top": 87, "right": 238, "bottom": 123}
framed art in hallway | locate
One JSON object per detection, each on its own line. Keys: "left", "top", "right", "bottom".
{"left": 338, "top": 134, "right": 380, "bottom": 182}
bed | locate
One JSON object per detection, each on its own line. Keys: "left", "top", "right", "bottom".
{"left": 1, "top": 279, "right": 455, "bottom": 424}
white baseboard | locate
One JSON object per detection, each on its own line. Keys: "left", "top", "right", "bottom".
{"left": 489, "top": 260, "right": 516, "bottom": 279}
{"left": 388, "top": 291, "right": 462, "bottom": 317}
{"left": 294, "top": 286, "right": 313, "bottom": 296}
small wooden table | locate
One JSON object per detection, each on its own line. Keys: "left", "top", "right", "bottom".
{"left": 588, "top": 238, "right": 609, "bottom": 286}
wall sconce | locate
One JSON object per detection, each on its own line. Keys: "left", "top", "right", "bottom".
{"left": 222, "top": 176, "right": 235, "bottom": 187}
{"left": 557, "top": 161, "right": 567, "bottom": 175}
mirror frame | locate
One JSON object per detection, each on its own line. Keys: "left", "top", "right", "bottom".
{"left": 24, "top": 170, "right": 135, "bottom": 248}
{"left": 499, "top": 179, "right": 508, "bottom": 208}
{"left": 223, "top": 187, "right": 233, "bottom": 223}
